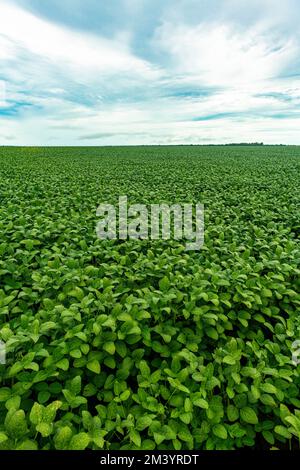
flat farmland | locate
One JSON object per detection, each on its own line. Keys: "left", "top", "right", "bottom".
{"left": 0, "top": 145, "right": 299, "bottom": 450}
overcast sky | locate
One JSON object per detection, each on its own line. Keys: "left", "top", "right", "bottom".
{"left": 0, "top": 0, "right": 300, "bottom": 145}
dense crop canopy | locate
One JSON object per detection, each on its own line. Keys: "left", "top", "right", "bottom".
{"left": 0, "top": 145, "right": 299, "bottom": 450}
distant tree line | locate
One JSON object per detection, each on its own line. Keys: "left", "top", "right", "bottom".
{"left": 224, "top": 142, "right": 264, "bottom": 146}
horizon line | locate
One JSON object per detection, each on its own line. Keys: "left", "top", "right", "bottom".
{"left": 0, "top": 143, "right": 298, "bottom": 148}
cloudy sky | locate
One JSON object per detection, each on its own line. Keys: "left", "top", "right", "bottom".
{"left": 0, "top": 0, "right": 300, "bottom": 145}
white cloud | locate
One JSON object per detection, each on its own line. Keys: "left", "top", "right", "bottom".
{"left": 0, "top": 2, "right": 160, "bottom": 79}
{"left": 154, "top": 21, "right": 297, "bottom": 87}
{"left": 0, "top": 0, "right": 300, "bottom": 145}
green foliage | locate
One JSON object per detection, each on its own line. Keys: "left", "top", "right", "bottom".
{"left": 0, "top": 145, "right": 299, "bottom": 450}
